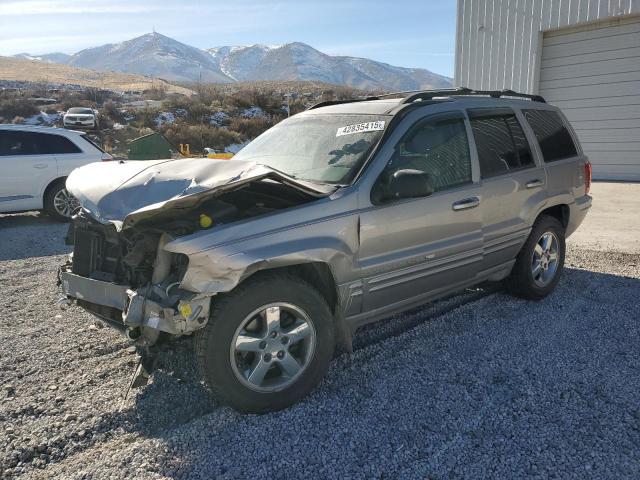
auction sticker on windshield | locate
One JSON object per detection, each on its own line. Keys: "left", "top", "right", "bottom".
{"left": 336, "top": 121, "right": 385, "bottom": 137}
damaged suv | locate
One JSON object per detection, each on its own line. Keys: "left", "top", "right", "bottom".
{"left": 59, "top": 88, "right": 592, "bottom": 413}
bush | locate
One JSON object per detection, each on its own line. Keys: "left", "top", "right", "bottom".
{"left": 0, "top": 98, "right": 38, "bottom": 119}
{"left": 162, "top": 124, "right": 242, "bottom": 153}
{"left": 101, "top": 100, "right": 124, "bottom": 123}
{"left": 228, "top": 117, "right": 272, "bottom": 141}
{"left": 132, "top": 107, "right": 160, "bottom": 129}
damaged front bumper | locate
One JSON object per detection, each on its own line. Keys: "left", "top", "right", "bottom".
{"left": 59, "top": 268, "right": 211, "bottom": 345}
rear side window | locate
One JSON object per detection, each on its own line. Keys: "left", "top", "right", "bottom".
{"left": 523, "top": 109, "right": 577, "bottom": 162}
{"left": 40, "top": 133, "right": 82, "bottom": 154}
{"left": 468, "top": 110, "right": 534, "bottom": 178}
{"left": 0, "top": 131, "right": 81, "bottom": 156}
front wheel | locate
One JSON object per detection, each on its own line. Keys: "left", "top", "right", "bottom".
{"left": 44, "top": 179, "right": 80, "bottom": 222}
{"left": 194, "top": 273, "right": 335, "bottom": 413}
{"left": 506, "top": 215, "right": 566, "bottom": 300}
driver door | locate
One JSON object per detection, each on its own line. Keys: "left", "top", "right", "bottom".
{"left": 358, "top": 112, "right": 483, "bottom": 313}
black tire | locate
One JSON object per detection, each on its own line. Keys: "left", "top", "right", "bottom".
{"left": 506, "top": 215, "right": 566, "bottom": 300}
{"left": 194, "top": 272, "right": 335, "bottom": 413}
{"left": 43, "top": 179, "right": 75, "bottom": 222}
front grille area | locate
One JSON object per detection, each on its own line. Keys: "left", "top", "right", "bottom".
{"left": 71, "top": 229, "right": 103, "bottom": 277}
{"left": 70, "top": 217, "right": 123, "bottom": 283}
{"left": 68, "top": 214, "right": 158, "bottom": 287}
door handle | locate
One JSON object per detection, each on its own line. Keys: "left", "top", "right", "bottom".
{"left": 452, "top": 197, "right": 480, "bottom": 211}
{"left": 33, "top": 164, "right": 48, "bottom": 169}
{"left": 526, "top": 179, "right": 544, "bottom": 189}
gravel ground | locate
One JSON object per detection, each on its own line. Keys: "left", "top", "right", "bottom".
{"left": 1, "top": 212, "right": 639, "bottom": 479}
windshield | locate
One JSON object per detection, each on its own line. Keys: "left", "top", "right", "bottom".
{"left": 233, "top": 114, "right": 388, "bottom": 184}
{"left": 68, "top": 108, "right": 93, "bottom": 114}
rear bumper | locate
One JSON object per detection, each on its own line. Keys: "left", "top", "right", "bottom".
{"left": 566, "top": 194, "right": 592, "bottom": 238}
{"left": 59, "top": 269, "right": 211, "bottom": 340}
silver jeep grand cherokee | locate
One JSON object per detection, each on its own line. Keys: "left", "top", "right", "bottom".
{"left": 59, "top": 88, "right": 592, "bottom": 413}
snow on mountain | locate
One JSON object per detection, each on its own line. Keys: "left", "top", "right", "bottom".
{"left": 206, "top": 42, "right": 452, "bottom": 91}
{"left": 13, "top": 33, "right": 452, "bottom": 90}
{"left": 66, "top": 33, "right": 233, "bottom": 83}
{"left": 13, "top": 52, "right": 71, "bottom": 64}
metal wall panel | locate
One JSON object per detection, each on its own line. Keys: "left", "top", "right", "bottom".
{"left": 454, "top": 0, "right": 639, "bottom": 93}
{"left": 539, "top": 16, "right": 640, "bottom": 180}
{"left": 455, "top": 0, "right": 640, "bottom": 179}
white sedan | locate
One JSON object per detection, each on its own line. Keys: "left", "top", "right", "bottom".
{"left": 63, "top": 107, "right": 99, "bottom": 129}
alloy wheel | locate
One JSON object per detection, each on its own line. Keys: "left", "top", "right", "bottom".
{"left": 531, "top": 231, "right": 560, "bottom": 287}
{"left": 53, "top": 187, "right": 80, "bottom": 218}
{"left": 230, "top": 303, "right": 316, "bottom": 392}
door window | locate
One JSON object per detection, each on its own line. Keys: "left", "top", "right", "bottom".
{"left": 468, "top": 110, "right": 534, "bottom": 178}
{"left": 0, "top": 131, "right": 80, "bottom": 156}
{"left": 375, "top": 115, "right": 472, "bottom": 197}
{"left": 0, "top": 131, "right": 38, "bottom": 155}
{"left": 522, "top": 109, "right": 577, "bottom": 162}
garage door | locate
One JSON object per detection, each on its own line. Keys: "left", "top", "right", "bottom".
{"left": 539, "top": 16, "right": 640, "bottom": 181}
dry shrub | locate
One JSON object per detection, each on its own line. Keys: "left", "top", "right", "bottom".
{"left": 228, "top": 117, "right": 272, "bottom": 140}
{"left": 162, "top": 123, "right": 242, "bottom": 153}
{"left": 0, "top": 98, "right": 38, "bottom": 119}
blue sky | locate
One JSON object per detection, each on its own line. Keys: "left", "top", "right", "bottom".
{"left": 0, "top": 0, "right": 457, "bottom": 77}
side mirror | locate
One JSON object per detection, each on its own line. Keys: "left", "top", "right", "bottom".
{"left": 374, "top": 169, "right": 435, "bottom": 203}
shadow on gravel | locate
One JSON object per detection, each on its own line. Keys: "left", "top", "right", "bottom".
{"left": 0, "top": 212, "right": 70, "bottom": 261}
{"left": 126, "top": 341, "right": 218, "bottom": 437}
{"left": 110, "top": 264, "right": 640, "bottom": 479}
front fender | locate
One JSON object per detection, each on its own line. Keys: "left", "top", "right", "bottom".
{"left": 168, "top": 217, "right": 360, "bottom": 295}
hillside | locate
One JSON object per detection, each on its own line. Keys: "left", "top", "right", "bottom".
{"left": 16, "top": 33, "right": 452, "bottom": 91}
{"left": 68, "top": 33, "right": 232, "bottom": 84}
{"left": 0, "top": 56, "right": 192, "bottom": 94}
{"left": 208, "top": 42, "right": 452, "bottom": 91}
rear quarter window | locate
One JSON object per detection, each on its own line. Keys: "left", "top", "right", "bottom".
{"left": 40, "top": 134, "right": 82, "bottom": 154}
{"left": 523, "top": 109, "right": 577, "bottom": 162}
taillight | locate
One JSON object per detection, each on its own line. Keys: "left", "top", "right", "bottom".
{"left": 584, "top": 161, "right": 592, "bottom": 195}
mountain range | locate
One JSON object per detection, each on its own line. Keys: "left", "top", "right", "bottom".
{"left": 14, "top": 32, "right": 452, "bottom": 91}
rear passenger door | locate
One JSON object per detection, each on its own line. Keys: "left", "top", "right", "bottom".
{"left": 521, "top": 109, "right": 583, "bottom": 202}
{"left": 0, "top": 131, "right": 57, "bottom": 211}
{"left": 467, "top": 108, "right": 547, "bottom": 272}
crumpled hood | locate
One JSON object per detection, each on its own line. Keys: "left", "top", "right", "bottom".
{"left": 66, "top": 157, "right": 331, "bottom": 231}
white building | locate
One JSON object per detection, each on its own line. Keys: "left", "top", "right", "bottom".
{"left": 454, "top": 0, "right": 640, "bottom": 180}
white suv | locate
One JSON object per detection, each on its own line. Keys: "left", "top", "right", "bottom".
{"left": 0, "top": 125, "right": 111, "bottom": 221}
{"left": 63, "top": 107, "right": 98, "bottom": 129}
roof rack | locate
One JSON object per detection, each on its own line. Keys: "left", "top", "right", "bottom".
{"left": 306, "top": 87, "right": 545, "bottom": 111}
{"left": 306, "top": 98, "right": 373, "bottom": 110}
{"left": 399, "top": 87, "right": 546, "bottom": 104}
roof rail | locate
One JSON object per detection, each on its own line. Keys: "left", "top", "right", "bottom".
{"left": 306, "top": 98, "right": 373, "bottom": 110}
{"left": 400, "top": 87, "right": 546, "bottom": 104}
{"left": 306, "top": 87, "right": 545, "bottom": 111}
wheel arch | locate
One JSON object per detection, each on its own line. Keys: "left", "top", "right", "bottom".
{"left": 43, "top": 176, "right": 68, "bottom": 199}
{"left": 536, "top": 203, "right": 569, "bottom": 229}
{"left": 236, "top": 262, "right": 352, "bottom": 353}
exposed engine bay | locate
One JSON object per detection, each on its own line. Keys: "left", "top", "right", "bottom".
{"left": 60, "top": 177, "right": 317, "bottom": 347}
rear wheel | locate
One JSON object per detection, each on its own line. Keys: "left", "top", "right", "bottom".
{"left": 43, "top": 179, "right": 79, "bottom": 222}
{"left": 506, "top": 215, "right": 565, "bottom": 300}
{"left": 194, "top": 273, "right": 335, "bottom": 413}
